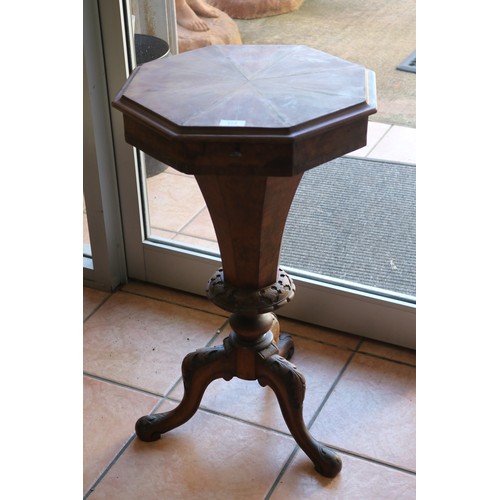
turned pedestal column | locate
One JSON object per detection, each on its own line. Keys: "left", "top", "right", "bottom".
{"left": 113, "top": 44, "right": 376, "bottom": 478}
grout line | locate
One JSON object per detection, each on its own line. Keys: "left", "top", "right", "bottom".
{"left": 173, "top": 234, "right": 218, "bottom": 246}
{"left": 83, "top": 387, "right": 173, "bottom": 497}
{"left": 281, "top": 329, "right": 416, "bottom": 367}
{"left": 148, "top": 200, "right": 207, "bottom": 241}
{"left": 118, "top": 285, "right": 229, "bottom": 320}
{"left": 83, "top": 292, "right": 114, "bottom": 324}
{"left": 148, "top": 226, "right": 177, "bottom": 237}
{"left": 83, "top": 372, "right": 166, "bottom": 398}
{"left": 175, "top": 401, "right": 298, "bottom": 441}
{"left": 264, "top": 445, "right": 300, "bottom": 500}
{"left": 356, "top": 348, "right": 416, "bottom": 368}
{"left": 364, "top": 124, "right": 393, "bottom": 158}
{"left": 175, "top": 204, "right": 207, "bottom": 235}
{"left": 305, "top": 337, "right": 364, "bottom": 431}
{"left": 281, "top": 331, "right": 363, "bottom": 356}
{"left": 84, "top": 433, "right": 136, "bottom": 499}
{"left": 322, "top": 444, "right": 416, "bottom": 475}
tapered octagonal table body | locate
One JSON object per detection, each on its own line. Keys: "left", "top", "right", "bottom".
{"left": 113, "top": 44, "right": 376, "bottom": 478}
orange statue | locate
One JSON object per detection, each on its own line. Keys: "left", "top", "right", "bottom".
{"left": 175, "top": 0, "right": 219, "bottom": 31}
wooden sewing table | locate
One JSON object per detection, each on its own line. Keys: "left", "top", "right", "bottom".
{"left": 113, "top": 44, "right": 376, "bottom": 478}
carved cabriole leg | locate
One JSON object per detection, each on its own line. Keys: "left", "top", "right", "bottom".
{"left": 256, "top": 353, "right": 343, "bottom": 478}
{"left": 135, "top": 344, "right": 234, "bottom": 442}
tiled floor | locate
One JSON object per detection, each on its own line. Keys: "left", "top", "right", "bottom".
{"left": 84, "top": 281, "right": 416, "bottom": 499}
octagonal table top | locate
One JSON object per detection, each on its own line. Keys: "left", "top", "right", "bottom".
{"left": 113, "top": 45, "right": 376, "bottom": 176}
{"left": 114, "top": 44, "right": 376, "bottom": 136}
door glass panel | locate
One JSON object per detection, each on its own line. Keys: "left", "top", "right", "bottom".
{"left": 125, "top": 0, "right": 415, "bottom": 302}
{"left": 145, "top": 164, "right": 220, "bottom": 253}
{"left": 127, "top": 1, "right": 220, "bottom": 256}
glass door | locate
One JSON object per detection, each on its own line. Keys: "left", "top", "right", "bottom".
{"left": 93, "top": 0, "right": 415, "bottom": 348}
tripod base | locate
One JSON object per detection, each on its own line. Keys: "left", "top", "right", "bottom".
{"left": 135, "top": 319, "right": 342, "bottom": 478}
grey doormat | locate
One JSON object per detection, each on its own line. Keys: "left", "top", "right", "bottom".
{"left": 281, "top": 157, "right": 416, "bottom": 297}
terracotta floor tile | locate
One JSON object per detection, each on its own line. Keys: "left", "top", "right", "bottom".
{"left": 83, "top": 292, "right": 227, "bottom": 395}
{"left": 90, "top": 400, "right": 296, "bottom": 499}
{"left": 170, "top": 335, "right": 352, "bottom": 434}
{"left": 146, "top": 171, "right": 206, "bottom": 232}
{"left": 121, "top": 280, "right": 227, "bottom": 317}
{"left": 273, "top": 451, "right": 416, "bottom": 499}
{"left": 311, "top": 353, "right": 416, "bottom": 470}
{"left": 83, "top": 287, "right": 110, "bottom": 320}
{"left": 178, "top": 206, "right": 217, "bottom": 241}
{"left": 83, "top": 376, "right": 159, "bottom": 494}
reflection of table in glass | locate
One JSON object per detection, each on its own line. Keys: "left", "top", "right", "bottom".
{"left": 113, "top": 45, "right": 376, "bottom": 478}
